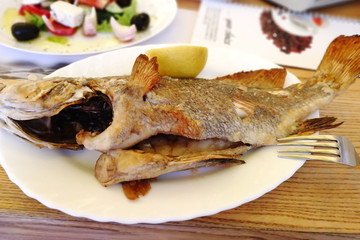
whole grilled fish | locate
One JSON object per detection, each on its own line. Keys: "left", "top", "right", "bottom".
{"left": 0, "top": 35, "right": 359, "bottom": 189}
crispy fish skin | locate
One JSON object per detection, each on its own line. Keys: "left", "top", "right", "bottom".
{"left": 92, "top": 35, "right": 360, "bottom": 186}
{"left": 0, "top": 68, "right": 283, "bottom": 150}
{"left": 75, "top": 62, "right": 289, "bottom": 151}
{"left": 78, "top": 35, "right": 360, "bottom": 153}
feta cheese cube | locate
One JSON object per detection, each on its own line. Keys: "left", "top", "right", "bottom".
{"left": 50, "top": 1, "right": 84, "bottom": 28}
{"left": 22, "top": 0, "right": 44, "bottom": 4}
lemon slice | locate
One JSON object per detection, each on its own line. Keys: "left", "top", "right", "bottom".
{"left": 146, "top": 45, "right": 208, "bottom": 78}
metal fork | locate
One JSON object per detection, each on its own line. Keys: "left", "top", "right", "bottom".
{"left": 277, "top": 135, "right": 360, "bottom": 167}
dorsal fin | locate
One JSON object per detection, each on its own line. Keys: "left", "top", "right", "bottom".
{"left": 213, "top": 68, "right": 286, "bottom": 89}
{"left": 127, "top": 54, "right": 162, "bottom": 95}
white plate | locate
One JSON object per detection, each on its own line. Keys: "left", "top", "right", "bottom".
{"left": 0, "top": 44, "right": 309, "bottom": 224}
{"left": 0, "top": 0, "right": 177, "bottom": 55}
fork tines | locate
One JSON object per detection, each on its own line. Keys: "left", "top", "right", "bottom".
{"left": 277, "top": 135, "right": 349, "bottom": 165}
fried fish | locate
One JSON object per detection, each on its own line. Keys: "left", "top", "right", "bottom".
{"left": 0, "top": 35, "right": 359, "bottom": 191}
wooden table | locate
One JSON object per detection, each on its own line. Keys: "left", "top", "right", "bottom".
{"left": 1, "top": 1, "right": 360, "bottom": 239}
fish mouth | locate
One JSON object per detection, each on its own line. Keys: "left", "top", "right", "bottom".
{"left": 12, "top": 93, "right": 113, "bottom": 146}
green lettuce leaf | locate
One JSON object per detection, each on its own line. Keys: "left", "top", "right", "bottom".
{"left": 117, "top": 0, "right": 136, "bottom": 26}
{"left": 24, "top": 11, "right": 47, "bottom": 31}
{"left": 96, "top": 0, "right": 137, "bottom": 32}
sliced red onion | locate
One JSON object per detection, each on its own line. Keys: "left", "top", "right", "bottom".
{"left": 110, "top": 17, "right": 137, "bottom": 42}
{"left": 41, "top": 15, "right": 55, "bottom": 32}
{"left": 83, "top": 7, "right": 97, "bottom": 36}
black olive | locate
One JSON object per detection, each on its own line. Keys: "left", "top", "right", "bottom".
{"left": 11, "top": 22, "right": 40, "bottom": 41}
{"left": 116, "top": 0, "right": 131, "bottom": 7}
{"left": 96, "top": 9, "right": 113, "bottom": 24}
{"left": 131, "top": 13, "right": 150, "bottom": 31}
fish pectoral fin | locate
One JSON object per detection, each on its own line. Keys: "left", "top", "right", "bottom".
{"left": 95, "top": 149, "right": 244, "bottom": 187}
{"left": 232, "top": 94, "right": 256, "bottom": 118}
{"left": 214, "top": 68, "right": 286, "bottom": 89}
{"left": 293, "top": 117, "right": 343, "bottom": 135}
{"left": 128, "top": 54, "right": 162, "bottom": 95}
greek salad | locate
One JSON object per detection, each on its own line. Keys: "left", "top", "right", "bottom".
{"left": 11, "top": 0, "right": 150, "bottom": 43}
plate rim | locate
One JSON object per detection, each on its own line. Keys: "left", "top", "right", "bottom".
{"left": 0, "top": 43, "right": 309, "bottom": 224}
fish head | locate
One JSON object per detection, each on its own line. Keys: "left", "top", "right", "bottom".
{"left": 0, "top": 76, "right": 129, "bottom": 149}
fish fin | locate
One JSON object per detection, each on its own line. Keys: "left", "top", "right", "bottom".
{"left": 122, "top": 179, "right": 152, "bottom": 200}
{"left": 128, "top": 54, "right": 162, "bottom": 95}
{"left": 232, "top": 94, "right": 256, "bottom": 118}
{"left": 293, "top": 117, "right": 343, "bottom": 135}
{"left": 310, "top": 35, "right": 360, "bottom": 93}
{"left": 213, "top": 68, "right": 286, "bottom": 89}
{"left": 95, "top": 149, "right": 244, "bottom": 186}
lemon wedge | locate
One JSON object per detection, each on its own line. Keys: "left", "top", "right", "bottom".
{"left": 146, "top": 45, "right": 208, "bottom": 78}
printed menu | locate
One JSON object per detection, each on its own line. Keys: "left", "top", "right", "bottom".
{"left": 191, "top": 0, "right": 360, "bottom": 69}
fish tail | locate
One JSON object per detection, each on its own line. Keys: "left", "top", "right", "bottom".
{"left": 310, "top": 35, "right": 360, "bottom": 93}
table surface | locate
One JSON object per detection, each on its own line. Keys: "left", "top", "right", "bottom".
{"left": 1, "top": 0, "right": 360, "bottom": 239}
